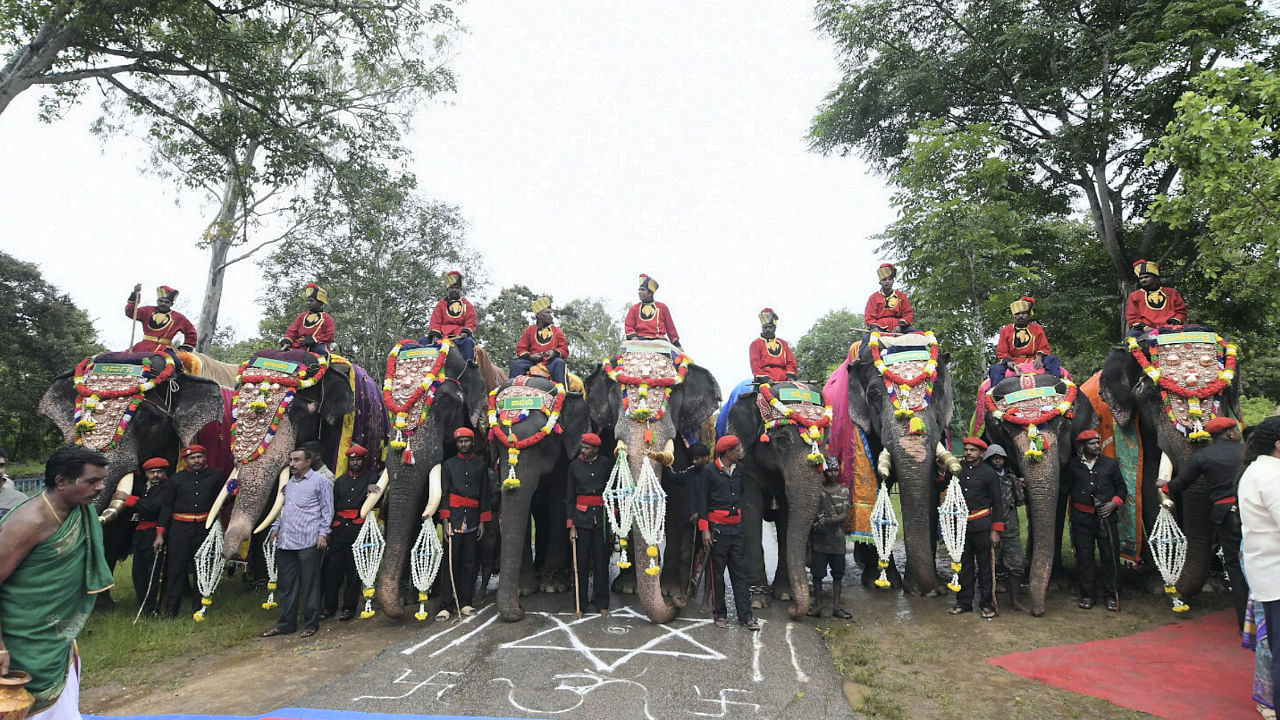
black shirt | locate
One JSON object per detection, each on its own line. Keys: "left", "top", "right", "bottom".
{"left": 957, "top": 461, "right": 1005, "bottom": 529}
{"left": 1064, "top": 455, "right": 1128, "bottom": 511}
{"left": 662, "top": 463, "right": 706, "bottom": 520}
{"left": 334, "top": 469, "right": 374, "bottom": 512}
{"left": 166, "top": 467, "right": 225, "bottom": 515}
{"left": 1167, "top": 437, "right": 1244, "bottom": 503}
{"left": 132, "top": 480, "right": 173, "bottom": 529}
{"left": 697, "top": 460, "right": 744, "bottom": 535}
{"left": 566, "top": 454, "right": 609, "bottom": 529}
{"left": 440, "top": 453, "right": 490, "bottom": 531}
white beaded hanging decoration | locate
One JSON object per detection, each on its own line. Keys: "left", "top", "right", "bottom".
{"left": 604, "top": 449, "right": 638, "bottom": 569}
{"left": 193, "top": 522, "right": 226, "bottom": 622}
{"left": 261, "top": 531, "right": 279, "bottom": 610}
{"left": 938, "top": 473, "right": 969, "bottom": 593}
{"left": 410, "top": 517, "right": 444, "bottom": 621}
{"left": 632, "top": 456, "right": 667, "bottom": 576}
{"left": 354, "top": 514, "right": 387, "bottom": 618}
{"left": 1149, "top": 503, "right": 1190, "bottom": 613}
{"left": 869, "top": 482, "right": 899, "bottom": 588}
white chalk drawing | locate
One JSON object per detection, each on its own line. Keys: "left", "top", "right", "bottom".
{"left": 689, "top": 686, "right": 761, "bottom": 717}
{"left": 401, "top": 604, "right": 497, "bottom": 655}
{"left": 498, "top": 606, "right": 727, "bottom": 672}
{"left": 750, "top": 620, "right": 765, "bottom": 682}
{"left": 352, "top": 668, "right": 460, "bottom": 702}
{"left": 492, "top": 669, "right": 657, "bottom": 719}
{"left": 784, "top": 622, "right": 810, "bottom": 683}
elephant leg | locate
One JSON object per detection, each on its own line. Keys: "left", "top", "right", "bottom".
{"left": 1175, "top": 487, "right": 1214, "bottom": 598}
{"left": 772, "top": 495, "right": 795, "bottom": 602}
{"left": 497, "top": 492, "right": 534, "bottom": 622}
{"left": 520, "top": 521, "right": 538, "bottom": 597}
{"left": 739, "top": 476, "right": 770, "bottom": 609}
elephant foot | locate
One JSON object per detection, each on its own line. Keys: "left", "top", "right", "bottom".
{"left": 771, "top": 583, "right": 793, "bottom": 602}
{"left": 611, "top": 573, "right": 638, "bottom": 595}
{"left": 498, "top": 603, "right": 525, "bottom": 623}
{"left": 672, "top": 594, "right": 688, "bottom": 609}
{"left": 1030, "top": 606, "right": 1046, "bottom": 618}
{"left": 519, "top": 569, "right": 539, "bottom": 597}
{"left": 920, "top": 586, "right": 943, "bottom": 598}
{"left": 749, "top": 585, "right": 772, "bottom": 609}
{"left": 95, "top": 591, "right": 116, "bottom": 611}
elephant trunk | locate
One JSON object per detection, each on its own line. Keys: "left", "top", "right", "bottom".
{"left": 1175, "top": 484, "right": 1214, "bottom": 598}
{"left": 1023, "top": 456, "right": 1060, "bottom": 617}
{"left": 785, "top": 497, "right": 814, "bottom": 618}
{"left": 377, "top": 456, "right": 424, "bottom": 619}
{"left": 223, "top": 422, "right": 295, "bottom": 556}
{"left": 894, "top": 439, "right": 937, "bottom": 596}
{"left": 496, "top": 488, "right": 530, "bottom": 622}
{"left": 620, "top": 424, "right": 677, "bottom": 624}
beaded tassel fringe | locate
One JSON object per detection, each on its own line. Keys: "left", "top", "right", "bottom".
{"left": 632, "top": 456, "right": 667, "bottom": 576}
{"left": 1150, "top": 504, "right": 1190, "bottom": 613}
{"left": 410, "top": 518, "right": 444, "bottom": 621}
{"left": 193, "top": 522, "right": 225, "bottom": 622}
{"left": 261, "top": 532, "right": 279, "bottom": 610}
{"left": 604, "top": 450, "right": 638, "bottom": 569}
{"left": 354, "top": 516, "right": 387, "bottom": 618}
{"left": 869, "top": 483, "right": 899, "bottom": 588}
{"left": 938, "top": 474, "right": 969, "bottom": 594}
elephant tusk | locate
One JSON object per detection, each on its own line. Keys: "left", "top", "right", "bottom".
{"left": 100, "top": 472, "right": 135, "bottom": 524}
{"left": 615, "top": 439, "right": 628, "bottom": 457}
{"left": 936, "top": 442, "right": 962, "bottom": 474}
{"left": 877, "top": 449, "right": 892, "bottom": 481}
{"left": 1158, "top": 452, "right": 1174, "bottom": 484}
{"left": 422, "top": 464, "right": 443, "bottom": 519}
{"left": 205, "top": 467, "right": 239, "bottom": 529}
{"left": 360, "top": 468, "right": 390, "bottom": 519}
{"left": 253, "top": 467, "right": 291, "bottom": 535}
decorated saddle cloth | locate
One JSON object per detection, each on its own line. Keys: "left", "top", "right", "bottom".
{"left": 822, "top": 361, "right": 876, "bottom": 542}
{"left": 1126, "top": 325, "right": 1238, "bottom": 440}
{"left": 384, "top": 342, "right": 451, "bottom": 436}
{"left": 755, "top": 381, "right": 827, "bottom": 427}
{"left": 494, "top": 375, "right": 558, "bottom": 425}
{"left": 869, "top": 331, "right": 938, "bottom": 415}
{"left": 232, "top": 350, "right": 332, "bottom": 463}
{"left": 71, "top": 351, "right": 178, "bottom": 452}
{"left": 987, "top": 375, "right": 1074, "bottom": 422}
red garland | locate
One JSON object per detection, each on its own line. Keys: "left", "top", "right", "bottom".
{"left": 489, "top": 389, "right": 567, "bottom": 449}
{"left": 984, "top": 381, "right": 1078, "bottom": 426}
{"left": 1129, "top": 336, "right": 1237, "bottom": 400}
{"left": 869, "top": 339, "right": 939, "bottom": 388}
{"left": 236, "top": 356, "right": 329, "bottom": 389}
{"left": 74, "top": 356, "right": 175, "bottom": 399}
{"left": 603, "top": 353, "right": 691, "bottom": 387}
{"left": 384, "top": 340, "right": 451, "bottom": 414}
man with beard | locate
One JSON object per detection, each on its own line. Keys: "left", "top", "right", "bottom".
{"left": 863, "top": 263, "right": 914, "bottom": 335}
{"left": 1065, "top": 430, "right": 1127, "bottom": 611}
{"left": 624, "top": 274, "right": 681, "bottom": 348}
{"left": 426, "top": 271, "right": 478, "bottom": 362}
{"left": 948, "top": 437, "right": 1005, "bottom": 619}
{"left": 323, "top": 444, "right": 377, "bottom": 621}
{"left": 128, "top": 457, "right": 173, "bottom": 617}
{"left": 125, "top": 284, "right": 197, "bottom": 354}
{"left": 566, "top": 433, "right": 611, "bottom": 617}
{"left": 1125, "top": 259, "right": 1188, "bottom": 335}
{"left": 511, "top": 296, "right": 569, "bottom": 384}
{"left": 749, "top": 308, "right": 798, "bottom": 383}
{"left": 161, "top": 445, "right": 224, "bottom": 619}
{"left": 989, "top": 296, "right": 1061, "bottom": 385}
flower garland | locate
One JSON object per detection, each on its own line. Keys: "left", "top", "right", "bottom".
{"left": 602, "top": 353, "right": 692, "bottom": 387}
{"left": 1127, "top": 333, "right": 1238, "bottom": 442}
{"left": 984, "top": 379, "right": 1078, "bottom": 462}
{"left": 230, "top": 390, "right": 295, "bottom": 465}
{"left": 230, "top": 353, "right": 330, "bottom": 465}
{"left": 757, "top": 382, "right": 833, "bottom": 465}
{"left": 488, "top": 383, "right": 567, "bottom": 490}
{"left": 869, "top": 332, "right": 939, "bottom": 435}
{"left": 72, "top": 354, "right": 176, "bottom": 450}
{"left": 383, "top": 339, "right": 453, "bottom": 464}
{"left": 604, "top": 353, "right": 691, "bottom": 443}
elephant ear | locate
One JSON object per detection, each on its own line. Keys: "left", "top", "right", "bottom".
{"left": 673, "top": 365, "right": 721, "bottom": 434}
{"left": 319, "top": 364, "right": 357, "bottom": 426}
{"left": 1099, "top": 347, "right": 1139, "bottom": 427}
{"left": 933, "top": 352, "right": 956, "bottom": 430}
{"left": 725, "top": 391, "right": 760, "bottom": 452}
{"left": 559, "top": 394, "right": 591, "bottom": 457}
{"left": 585, "top": 364, "right": 618, "bottom": 431}
{"left": 846, "top": 362, "right": 873, "bottom": 433}
{"left": 169, "top": 375, "right": 228, "bottom": 445}
{"left": 38, "top": 370, "right": 79, "bottom": 442}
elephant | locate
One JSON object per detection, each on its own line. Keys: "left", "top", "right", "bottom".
{"left": 980, "top": 372, "right": 1095, "bottom": 616}
{"left": 1096, "top": 326, "right": 1242, "bottom": 598}
{"left": 585, "top": 350, "right": 721, "bottom": 624}
{"left": 844, "top": 333, "right": 956, "bottom": 597}
{"left": 39, "top": 350, "right": 227, "bottom": 600}
{"left": 723, "top": 381, "right": 828, "bottom": 618}
{"left": 374, "top": 341, "right": 488, "bottom": 619}
{"left": 489, "top": 375, "right": 590, "bottom": 622}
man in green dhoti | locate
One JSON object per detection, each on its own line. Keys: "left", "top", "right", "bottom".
{"left": 0, "top": 446, "right": 114, "bottom": 719}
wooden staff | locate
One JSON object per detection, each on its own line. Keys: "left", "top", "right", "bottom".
{"left": 129, "top": 282, "right": 142, "bottom": 348}
{"left": 570, "top": 528, "right": 581, "bottom": 618}
{"left": 446, "top": 529, "right": 460, "bottom": 620}
{"left": 132, "top": 546, "right": 164, "bottom": 625}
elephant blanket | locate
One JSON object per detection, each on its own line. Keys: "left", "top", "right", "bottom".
{"left": 1125, "top": 326, "right": 1238, "bottom": 441}
{"left": 1082, "top": 372, "right": 1146, "bottom": 566}
{"left": 69, "top": 351, "right": 177, "bottom": 452}
{"left": 231, "top": 350, "right": 329, "bottom": 464}
{"left": 334, "top": 362, "right": 387, "bottom": 477}
{"left": 823, "top": 361, "right": 876, "bottom": 543}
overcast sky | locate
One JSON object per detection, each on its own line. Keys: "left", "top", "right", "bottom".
{"left": 0, "top": 2, "right": 892, "bottom": 387}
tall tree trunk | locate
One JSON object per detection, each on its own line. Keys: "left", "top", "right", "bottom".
{"left": 196, "top": 143, "right": 256, "bottom": 351}
{"left": 0, "top": 10, "right": 79, "bottom": 116}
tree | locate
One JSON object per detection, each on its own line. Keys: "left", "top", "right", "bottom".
{"left": 476, "top": 286, "right": 541, "bottom": 371}
{"left": 476, "top": 290, "right": 623, "bottom": 378}
{"left": 256, "top": 182, "right": 480, "bottom": 383}
{"left": 811, "top": 0, "right": 1276, "bottom": 328}
{"left": 794, "top": 309, "right": 864, "bottom": 380}
{"left": 0, "top": 251, "right": 102, "bottom": 459}
{"left": 2, "top": 1, "right": 460, "bottom": 350}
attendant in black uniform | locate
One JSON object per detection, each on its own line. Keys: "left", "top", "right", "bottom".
{"left": 437, "top": 427, "right": 489, "bottom": 620}
{"left": 129, "top": 457, "right": 173, "bottom": 616}
{"left": 566, "top": 433, "right": 611, "bottom": 617}
{"left": 1065, "top": 430, "right": 1128, "bottom": 611}
{"left": 697, "top": 435, "right": 760, "bottom": 630}
{"left": 1160, "top": 416, "right": 1248, "bottom": 628}
{"left": 161, "top": 444, "right": 225, "bottom": 619}
{"left": 661, "top": 443, "right": 711, "bottom": 600}
{"left": 323, "top": 444, "right": 376, "bottom": 621}
{"left": 949, "top": 437, "right": 1005, "bottom": 618}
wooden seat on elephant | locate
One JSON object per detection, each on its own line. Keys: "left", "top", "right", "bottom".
{"left": 72, "top": 351, "right": 179, "bottom": 451}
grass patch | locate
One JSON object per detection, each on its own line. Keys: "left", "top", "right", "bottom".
{"left": 78, "top": 557, "right": 273, "bottom": 689}
{"left": 819, "top": 624, "right": 907, "bottom": 718}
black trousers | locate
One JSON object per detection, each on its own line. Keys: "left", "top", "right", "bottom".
{"left": 956, "top": 519, "right": 994, "bottom": 611}
{"left": 573, "top": 526, "right": 611, "bottom": 610}
{"left": 443, "top": 531, "right": 478, "bottom": 610}
{"left": 1211, "top": 505, "right": 1249, "bottom": 630}
{"left": 275, "top": 546, "right": 324, "bottom": 632}
{"left": 810, "top": 551, "right": 846, "bottom": 583}
{"left": 132, "top": 529, "right": 164, "bottom": 615}
{"left": 163, "top": 521, "right": 208, "bottom": 618}
{"left": 1071, "top": 510, "right": 1119, "bottom": 601}
{"left": 323, "top": 523, "right": 362, "bottom": 615}
{"left": 709, "top": 529, "right": 752, "bottom": 623}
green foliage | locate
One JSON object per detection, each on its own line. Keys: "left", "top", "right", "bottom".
{"left": 795, "top": 308, "right": 863, "bottom": 380}
{"left": 1239, "top": 396, "right": 1279, "bottom": 426}
{"left": 477, "top": 286, "right": 541, "bottom": 370}
{"left": 0, "top": 252, "right": 102, "bottom": 459}
{"left": 557, "top": 298, "right": 624, "bottom": 373}
{"left": 476, "top": 288, "right": 623, "bottom": 378}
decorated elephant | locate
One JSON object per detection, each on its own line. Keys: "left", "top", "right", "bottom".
{"left": 979, "top": 372, "right": 1095, "bottom": 616}
{"left": 1093, "top": 326, "right": 1242, "bottom": 597}
{"left": 585, "top": 343, "right": 721, "bottom": 624}
{"left": 723, "top": 380, "right": 831, "bottom": 618}
{"left": 38, "top": 351, "right": 228, "bottom": 596}
{"left": 373, "top": 340, "right": 490, "bottom": 618}
{"left": 842, "top": 331, "right": 957, "bottom": 597}
{"left": 489, "top": 375, "right": 590, "bottom": 622}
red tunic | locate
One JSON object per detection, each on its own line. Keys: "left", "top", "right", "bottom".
{"left": 864, "top": 290, "right": 914, "bottom": 330}
{"left": 995, "top": 322, "right": 1052, "bottom": 361}
{"left": 124, "top": 301, "right": 198, "bottom": 353}
{"left": 429, "top": 298, "right": 477, "bottom": 337}
{"left": 283, "top": 311, "right": 336, "bottom": 349}
{"left": 1125, "top": 287, "right": 1187, "bottom": 330}
{"left": 516, "top": 324, "right": 570, "bottom": 360}
{"left": 624, "top": 301, "right": 679, "bottom": 343}
{"left": 749, "top": 337, "right": 798, "bottom": 382}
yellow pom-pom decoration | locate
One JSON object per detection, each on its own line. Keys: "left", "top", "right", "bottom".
{"left": 418, "top": 592, "right": 429, "bottom": 602}
{"left": 414, "top": 610, "right": 429, "bottom": 621}
{"left": 947, "top": 582, "right": 962, "bottom": 592}
{"left": 361, "top": 610, "right": 376, "bottom": 619}
{"left": 363, "top": 587, "right": 375, "bottom": 598}
{"left": 875, "top": 577, "right": 891, "bottom": 588}
{"left": 951, "top": 561, "right": 962, "bottom": 573}
{"left": 645, "top": 566, "right": 661, "bottom": 576}
{"left": 878, "top": 558, "right": 889, "bottom": 569}
{"left": 646, "top": 545, "right": 658, "bottom": 558}
{"left": 193, "top": 612, "right": 206, "bottom": 622}
{"left": 201, "top": 597, "right": 213, "bottom": 606}
{"left": 618, "top": 561, "right": 632, "bottom": 569}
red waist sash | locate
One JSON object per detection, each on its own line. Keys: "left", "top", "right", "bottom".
{"left": 576, "top": 495, "right": 604, "bottom": 507}
{"left": 332, "top": 508, "right": 365, "bottom": 527}
{"left": 709, "top": 509, "right": 741, "bottom": 525}
{"left": 1215, "top": 496, "right": 1237, "bottom": 506}
{"left": 137, "top": 521, "right": 158, "bottom": 532}
{"left": 450, "top": 493, "right": 479, "bottom": 508}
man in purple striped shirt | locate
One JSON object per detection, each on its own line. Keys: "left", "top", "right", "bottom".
{"left": 261, "top": 446, "right": 334, "bottom": 639}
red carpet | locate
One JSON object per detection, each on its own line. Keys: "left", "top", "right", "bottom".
{"left": 987, "top": 609, "right": 1257, "bottom": 720}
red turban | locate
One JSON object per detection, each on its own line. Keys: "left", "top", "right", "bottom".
{"left": 1075, "top": 430, "right": 1100, "bottom": 443}
{"left": 345, "top": 444, "right": 368, "bottom": 457}
{"left": 580, "top": 433, "right": 602, "bottom": 447}
{"left": 715, "top": 435, "right": 741, "bottom": 454}
{"left": 453, "top": 427, "right": 475, "bottom": 439}
{"left": 1205, "top": 417, "right": 1238, "bottom": 434}
{"left": 962, "top": 436, "right": 988, "bottom": 451}
{"left": 142, "top": 457, "right": 170, "bottom": 470}
{"left": 181, "top": 445, "right": 206, "bottom": 457}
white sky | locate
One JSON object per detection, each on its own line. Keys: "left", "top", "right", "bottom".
{"left": 0, "top": 2, "right": 892, "bottom": 386}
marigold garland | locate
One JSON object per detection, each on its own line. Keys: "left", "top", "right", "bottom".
{"left": 72, "top": 353, "right": 176, "bottom": 450}
{"left": 489, "top": 382, "right": 567, "bottom": 490}
{"left": 758, "top": 382, "right": 833, "bottom": 464}
{"left": 1127, "top": 332, "right": 1238, "bottom": 442}
{"left": 602, "top": 353, "right": 692, "bottom": 387}
{"left": 869, "top": 332, "right": 939, "bottom": 435}
{"left": 229, "top": 353, "right": 327, "bottom": 465}
{"left": 383, "top": 339, "right": 453, "bottom": 458}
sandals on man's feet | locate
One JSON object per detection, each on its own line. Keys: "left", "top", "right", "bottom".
{"left": 714, "top": 617, "right": 730, "bottom": 628}
{"left": 948, "top": 606, "right": 969, "bottom": 615}
{"left": 742, "top": 619, "right": 761, "bottom": 631}
{"left": 980, "top": 607, "right": 997, "bottom": 619}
